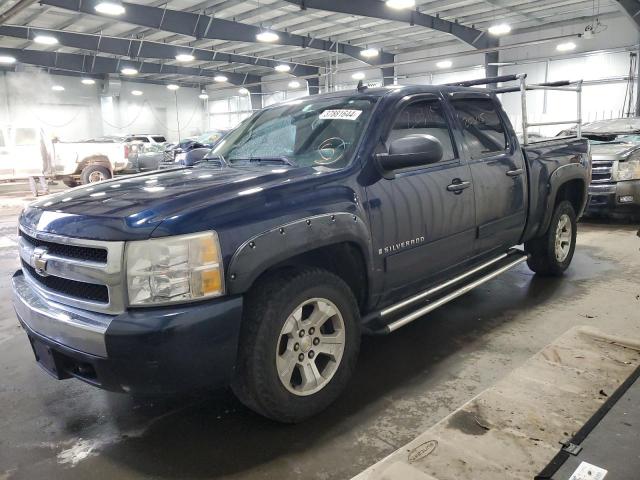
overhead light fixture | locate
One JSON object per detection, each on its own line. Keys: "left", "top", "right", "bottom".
{"left": 352, "top": 72, "right": 365, "bottom": 80}
{"left": 0, "top": 56, "right": 16, "bottom": 64}
{"left": 487, "top": 62, "right": 516, "bottom": 67}
{"left": 167, "top": 84, "right": 180, "bottom": 91}
{"left": 385, "top": 0, "right": 415, "bottom": 9}
{"left": 557, "top": 41, "right": 577, "bottom": 52}
{"left": 81, "top": 78, "right": 96, "bottom": 85}
{"left": 238, "top": 87, "right": 250, "bottom": 95}
{"left": 360, "top": 48, "right": 379, "bottom": 58}
{"left": 33, "top": 34, "right": 58, "bottom": 45}
{"left": 94, "top": 1, "right": 125, "bottom": 15}
{"left": 256, "top": 30, "right": 279, "bottom": 42}
{"left": 488, "top": 23, "right": 511, "bottom": 36}
{"left": 288, "top": 80, "right": 301, "bottom": 89}
{"left": 436, "top": 60, "right": 452, "bottom": 69}
{"left": 121, "top": 67, "right": 138, "bottom": 75}
{"left": 131, "top": 90, "right": 143, "bottom": 96}
{"left": 199, "top": 90, "right": 209, "bottom": 100}
{"left": 275, "top": 64, "right": 291, "bottom": 72}
{"left": 176, "top": 53, "right": 195, "bottom": 62}
{"left": 214, "top": 75, "right": 228, "bottom": 83}
{"left": 51, "top": 85, "right": 65, "bottom": 92}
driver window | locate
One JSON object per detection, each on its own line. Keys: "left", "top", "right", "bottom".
{"left": 389, "top": 99, "right": 456, "bottom": 162}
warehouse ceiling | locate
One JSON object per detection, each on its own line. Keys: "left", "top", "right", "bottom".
{"left": 0, "top": 0, "right": 624, "bottom": 87}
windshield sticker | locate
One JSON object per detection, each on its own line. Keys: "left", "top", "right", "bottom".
{"left": 319, "top": 109, "right": 362, "bottom": 121}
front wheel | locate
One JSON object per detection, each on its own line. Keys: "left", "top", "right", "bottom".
{"left": 232, "top": 268, "right": 361, "bottom": 423}
{"left": 525, "top": 200, "right": 577, "bottom": 276}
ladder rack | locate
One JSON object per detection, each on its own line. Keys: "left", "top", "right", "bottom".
{"left": 447, "top": 73, "right": 583, "bottom": 144}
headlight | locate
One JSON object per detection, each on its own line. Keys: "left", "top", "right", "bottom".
{"left": 175, "top": 152, "right": 187, "bottom": 162}
{"left": 615, "top": 159, "right": 640, "bottom": 181}
{"left": 126, "top": 231, "right": 224, "bottom": 306}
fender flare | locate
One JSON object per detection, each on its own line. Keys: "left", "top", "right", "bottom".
{"left": 226, "top": 212, "right": 373, "bottom": 295}
{"left": 539, "top": 163, "right": 588, "bottom": 235}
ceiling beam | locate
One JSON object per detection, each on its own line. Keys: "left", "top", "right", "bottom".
{"left": 0, "top": 47, "right": 261, "bottom": 85}
{"left": 39, "top": 0, "right": 395, "bottom": 66}
{"left": 0, "top": 25, "right": 320, "bottom": 77}
{"left": 616, "top": 0, "right": 640, "bottom": 29}
{"left": 282, "top": 0, "right": 496, "bottom": 49}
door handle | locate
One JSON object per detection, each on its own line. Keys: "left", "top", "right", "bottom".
{"left": 506, "top": 168, "right": 524, "bottom": 177}
{"left": 446, "top": 180, "right": 471, "bottom": 194}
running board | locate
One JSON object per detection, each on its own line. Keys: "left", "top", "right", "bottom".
{"left": 365, "top": 249, "right": 529, "bottom": 335}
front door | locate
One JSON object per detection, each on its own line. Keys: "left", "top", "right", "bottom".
{"left": 448, "top": 93, "right": 527, "bottom": 254}
{"left": 366, "top": 95, "right": 476, "bottom": 302}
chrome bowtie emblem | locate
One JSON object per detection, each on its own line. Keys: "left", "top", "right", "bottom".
{"left": 31, "top": 247, "right": 48, "bottom": 276}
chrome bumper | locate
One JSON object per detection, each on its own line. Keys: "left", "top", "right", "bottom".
{"left": 12, "top": 273, "right": 114, "bottom": 357}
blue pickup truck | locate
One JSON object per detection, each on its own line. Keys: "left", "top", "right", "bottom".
{"left": 12, "top": 79, "right": 590, "bottom": 422}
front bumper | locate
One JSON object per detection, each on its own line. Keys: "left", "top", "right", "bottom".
{"left": 587, "top": 180, "right": 640, "bottom": 213}
{"left": 12, "top": 272, "right": 243, "bottom": 394}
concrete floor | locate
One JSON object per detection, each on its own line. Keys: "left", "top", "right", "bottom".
{"left": 0, "top": 205, "right": 638, "bottom": 480}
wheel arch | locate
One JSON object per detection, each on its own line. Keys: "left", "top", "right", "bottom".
{"left": 76, "top": 155, "right": 113, "bottom": 175}
{"left": 226, "top": 213, "right": 373, "bottom": 310}
{"left": 538, "top": 165, "right": 588, "bottom": 235}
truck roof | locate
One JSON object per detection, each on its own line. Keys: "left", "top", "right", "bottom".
{"left": 265, "top": 83, "right": 485, "bottom": 109}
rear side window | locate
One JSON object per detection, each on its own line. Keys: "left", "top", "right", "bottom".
{"left": 450, "top": 97, "right": 508, "bottom": 159}
{"left": 152, "top": 136, "right": 166, "bottom": 142}
{"left": 388, "top": 99, "right": 456, "bottom": 162}
{"left": 14, "top": 128, "right": 37, "bottom": 146}
{"left": 129, "top": 136, "right": 149, "bottom": 142}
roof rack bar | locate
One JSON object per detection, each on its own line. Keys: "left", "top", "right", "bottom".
{"left": 447, "top": 74, "right": 525, "bottom": 87}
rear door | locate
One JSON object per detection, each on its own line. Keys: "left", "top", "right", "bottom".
{"left": 448, "top": 93, "right": 527, "bottom": 254}
{"left": 366, "top": 94, "right": 476, "bottom": 300}
{"left": 12, "top": 127, "right": 44, "bottom": 179}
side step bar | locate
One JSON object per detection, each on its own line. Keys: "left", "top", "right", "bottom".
{"left": 366, "top": 249, "right": 529, "bottom": 335}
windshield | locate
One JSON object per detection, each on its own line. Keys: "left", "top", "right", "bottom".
{"left": 210, "top": 95, "right": 379, "bottom": 169}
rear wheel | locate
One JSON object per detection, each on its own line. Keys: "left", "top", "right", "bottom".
{"left": 232, "top": 268, "right": 360, "bottom": 423}
{"left": 525, "top": 200, "right": 577, "bottom": 276}
{"left": 80, "top": 165, "right": 111, "bottom": 184}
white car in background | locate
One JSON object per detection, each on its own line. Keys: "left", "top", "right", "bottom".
{"left": 0, "top": 126, "right": 130, "bottom": 187}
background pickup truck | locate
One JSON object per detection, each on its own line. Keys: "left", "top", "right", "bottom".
{"left": 0, "top": 125, "right": 130, "bottom": 186}
{"left": 567, "top": 118, "right": 640, "bottom": 216}
{"left": 12, "top": 79, "right": 590, "bottom": 423}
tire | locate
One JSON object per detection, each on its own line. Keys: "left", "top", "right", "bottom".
{"left": 62, "top": 177, "right": 78, "bottom": 188}
{"left": 232, "top": 267, "right": 361, "bottom": 423}
{"left": 80, "top": 165, "right": 111, "bottom": 184}
{"left": 525, "top": 200, "right": 577, "bottom": 276}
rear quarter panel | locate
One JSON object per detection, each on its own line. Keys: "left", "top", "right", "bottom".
{"left": 521, "top": 137, "right": 590, "bottom": 241}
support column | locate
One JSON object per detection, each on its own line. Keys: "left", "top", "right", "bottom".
{"left": 635, "top": 50, "right": 640, "bottom": 116}
{"left": 307, "top": 77, "right": 320, "bottom": 95}
{"left": 382, "top": 66, "right": 395, "bottom": 86}
{"left": 248, "top": 85, "right": 262, "bottom": 111}
{"left": 484, "top": 51, "right": 499, "bottom": 80}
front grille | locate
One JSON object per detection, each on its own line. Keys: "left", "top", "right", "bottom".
{"left": 158, "top": 150, "right": 176, "bottom": 169}
{"left": 22, "top": 260, "right": 109, "bottom": 303}
{"left": 19, "top": 230, "right": 107, "bottom": 263}
{"left": 591, "top": 160, "right": 613, "bottom": 184}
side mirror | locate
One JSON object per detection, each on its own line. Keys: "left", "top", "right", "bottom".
{"left": 376, "top": 134, "right": 443, "bottom": 175}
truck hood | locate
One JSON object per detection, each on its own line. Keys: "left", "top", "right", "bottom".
{"left": 590, "top": 142, "right": 640, "bottom": 161}
{"left": 20, "top": 165, "right": 328, "bottom": 240}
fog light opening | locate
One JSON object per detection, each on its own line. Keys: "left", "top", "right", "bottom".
{"left": 619, "top": 195, "right": 634, "bottom": 204}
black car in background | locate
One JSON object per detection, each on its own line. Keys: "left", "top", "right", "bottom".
{"left": 158, "top": 130, "right": 229, "bottom": 169}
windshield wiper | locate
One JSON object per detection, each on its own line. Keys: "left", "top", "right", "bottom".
{"left": 229, "top": 156, "right": 297, "bottom": 167}
{"left": 197, "top": 153, "right": 227, "bottom": 165}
